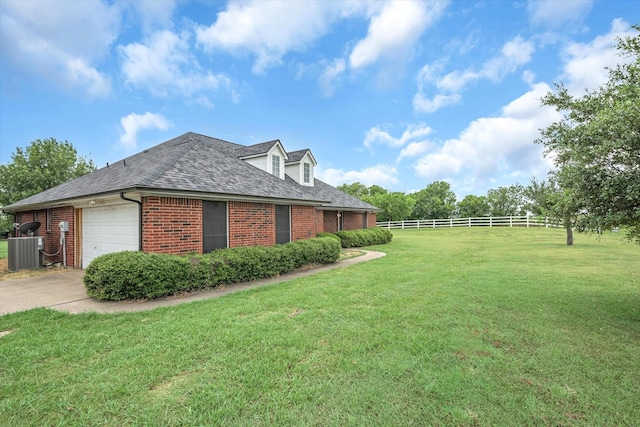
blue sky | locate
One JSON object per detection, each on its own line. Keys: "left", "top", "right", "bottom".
{"left": 1, "top": 0, "right": 638, "bottom": 199}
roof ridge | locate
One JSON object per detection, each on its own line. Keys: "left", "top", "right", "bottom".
{"left": 137, "top": 135, "right": 198, "bottom": 187}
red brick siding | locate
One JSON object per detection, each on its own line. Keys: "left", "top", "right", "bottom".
{"left": 322, "top": 210, "right": 339, "bottom": 233}
{"left": 142, "top": 197, "right": 202, "bottom": 254}
{"left": 228, "top": 201, "right": 275, "bottom": 247}
{"left": 291, "top": 205, "right": 316, "bottom": 241}
{"left": 342, "top": 211, "right": 364, "bottom": 230}
{"left": 367, "top": 212, "right": 377, "bottom": 228}
{"left": 315, "top": 210, "right": 324, "bottom": 234}
{"left": 45, "top": 207, "right": 75, "bottom": 266}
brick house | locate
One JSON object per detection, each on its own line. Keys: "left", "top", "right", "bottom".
{"left": 4, "top": 132, "right": 378, "bottom": 268}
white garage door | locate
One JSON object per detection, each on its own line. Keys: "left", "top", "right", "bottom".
{"left": 83, "top": 203, "right": 139, "bottom": 268}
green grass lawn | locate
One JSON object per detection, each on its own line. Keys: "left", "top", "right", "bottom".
{"left": 0, "top": 239, "right": 7, "bottom": 258}
{"left": 1, "top": 228, "right": 638, "bottom": 426}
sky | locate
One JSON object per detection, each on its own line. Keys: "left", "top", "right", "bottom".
{"left": 1, "top": 0, "right": 638, "bottom": 199}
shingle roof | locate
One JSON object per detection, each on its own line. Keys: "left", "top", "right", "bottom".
{"left": 237, "top": 140, "right": 282, "bottom": 158}
{"left": 306, "top": 178, "right": 378, "bottom": 211}
{"left": 285, "top": 149, "right": 310, "bottom": 164}
{"left": 5, "top": 132, "right": 378, "bottom": 212}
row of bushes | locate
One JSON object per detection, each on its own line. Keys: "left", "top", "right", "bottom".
{"left": 319, "top": 227, "right": 393, "bottom": 248}
{"left": 84, "top": 237, "right": 341, "bottom": 301}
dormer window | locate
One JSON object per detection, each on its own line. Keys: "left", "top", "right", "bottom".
{"left": 303, "top": 162, "right": 310, "bottom": 184}
{"left": 272, "top": 154, "right": 281, "bottom": 177}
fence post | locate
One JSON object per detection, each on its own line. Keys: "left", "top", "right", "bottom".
{"left": 469, "top": 217, "right": 471, "bottom": 227}
{"left": 490, "top": 217, "right": 492, "bottom": 227}
{"left": 527, "top": 215, "right": 529, "bottom": 227}
{"left": 510, "top": 216, "right": 513, "bottom": 227}
{"left": 449, "top": 218, "right": 452, "bottom": 227}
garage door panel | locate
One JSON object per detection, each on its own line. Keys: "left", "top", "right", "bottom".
{"left": 83, "top": 204, "right": 139, "bottom": 268}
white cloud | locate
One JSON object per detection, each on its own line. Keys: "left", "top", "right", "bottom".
{"left": 414, "top": 35, "right": 535, "bottom": 114}
{"left": 120, "top": 112, "right": 171, "bottom": 149}
{"left": 398, "top": 141, "right": 432, "bottom": 161}
{"left": 413, "top": 92, "right": 461, "bottom": 113}
{"left": 364, "top": 123, "right": 433, "bottom": 149}
{"left": 560, "top": 18, "right": 634, "bottom": 95}
{"left": 196, "top": 0, "right": 343, "bottom": 74}
{"left": 0, "top": 0, "right": 119, "bottom": 97}
{"left": 317, "top": 164, "right": 399, "bottom": 187}
{"left": 120, "top": 30, "right": 235, "bottom": 100}
{"left": 126, "top": 0, "right": 177, "bottom": 33}
{"left": 349, "top": 0, "right": 447, "bottom": 69}
{"left": 414, "top": 83, "right": 561, "bottom": 192}
{"left": 528, "top": 0, "right": 593, "bottom": 28}
{"left": 319, "top": 58, "right": 346, "bottom": 97}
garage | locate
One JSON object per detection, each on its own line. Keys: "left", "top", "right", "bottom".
{"left": 82, "top": 203, "right": 139, "bottom": 268}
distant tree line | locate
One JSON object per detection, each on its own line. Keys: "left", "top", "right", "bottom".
{"left": 338, "top": 180, "right": 533, "bottom": 223}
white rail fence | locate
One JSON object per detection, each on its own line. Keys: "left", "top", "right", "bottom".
{"left": 377, "top": 215, "right": 558, "bottom": 230}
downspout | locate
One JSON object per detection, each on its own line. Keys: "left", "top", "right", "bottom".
{"left": 120, "top": 192, "right": 143, "bottom": 251}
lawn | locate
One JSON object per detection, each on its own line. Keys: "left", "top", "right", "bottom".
{"left": 1, "top": 228, "right": 638, "bottom": 426}
{"left": 0, "top": 239, "right": 7, "bottom": 258}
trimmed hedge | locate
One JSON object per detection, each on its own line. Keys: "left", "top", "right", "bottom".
{"left": 84, "top": 237, "right": 341, "bottom": 301}
{"left": 332, "top": 227, "right": 393, "bottom": 248}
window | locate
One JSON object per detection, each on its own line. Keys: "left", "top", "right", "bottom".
{"left": 202, "top": 201, "right": 228, "bottom": 252}
{"left": 303, "top": 162, "right": 310, "bottom": 183}
{"left": 272, "top": 154, "right": 281, "bottom": 177}
{"left": 275, "top": 205, "right": 290, "bottom": 244}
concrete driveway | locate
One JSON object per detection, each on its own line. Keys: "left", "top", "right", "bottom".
{"left": 0, "top": 250, "right": 386, "bottom": 316}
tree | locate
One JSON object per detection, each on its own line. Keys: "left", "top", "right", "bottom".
{"left": 486, "top": 184, "right": 526, "bottom": 217}
{"left": 537, "top": 27, "right": 640, "bottom": 242}
{"left": 411, "top": 181, "right": 457, "bottom": 219}
{"left": 0, "top": 138, "right": 96, "bottom": 231}
{"left": 456, "top": 194, "right": 490, "bottom": 218}
{"left": 337, "top": 182, "right": 370, "bottom": 199}
{"left": 526, "top": 175, "right": 581, "bottom": 245}
{"left": 367, "top": 192, "right": 415, "bottom": 222}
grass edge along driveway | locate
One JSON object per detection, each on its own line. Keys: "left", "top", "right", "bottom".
{"left": 1, "top": 227, "right": 639, "bottom": 426}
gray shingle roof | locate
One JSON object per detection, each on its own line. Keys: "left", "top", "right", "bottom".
{"left": 5, "top": 132, "right": 378, "bottom": 212}
{"left": 285, "top": 149, "right": 309, "bottom": 164}
{"left": 237, "top": 140, "right": 282, "bottom": 158}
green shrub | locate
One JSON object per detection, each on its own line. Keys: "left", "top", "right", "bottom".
{"left": 84, "top": 251, "right": 192, "bottom": 301}
{"left": 83, "top": 237, "right": 341, "bottom": 301}
{"left": 316, "top": 232, "right": 341, "bottom": 242}
{"left": 333, "top": 227, "right": 393, "bottom": 248}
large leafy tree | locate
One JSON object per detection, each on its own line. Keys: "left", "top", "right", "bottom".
{"left": 456, "top": 194, "right": 490, "bottom": 218}
{"left": 337, "top": 182, "right": 370, "bottom": 199}
{"left": 411, "top": 181, "right": 457, "bottom": 219}
{"left": 526, "top": 175, "right": 581, "bottom": 245}
{"left": 0, "top": 138, "right": 96, "bottom": 231}
{"left": 537, "top": 27, "right": 640, "bottom": 242}
{"left": 367, "top": 192, "right": 415, "bottom": 222}
{"left": 486, "top": 184, "right": 526, "bottom": 217}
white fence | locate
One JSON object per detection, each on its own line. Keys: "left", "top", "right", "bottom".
{"left": 377, "top": 215, "right": 556, "bottom": 230}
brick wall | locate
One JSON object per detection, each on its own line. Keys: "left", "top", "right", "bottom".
{"left": 229, "top": 201, "right": 275, "bottom": 247}
{"left": 142, "top": 197, "right": 202, "bottom": 254}
{"left": 342, "top": 211, "right": 364, "bottom": 230}
{"left": 315, "top": 210, "right": 324, "bottom": 234}
{"left": 322, "top": 210, "right": 339, "bottom": 233}
{"left": 367, "top": 212, "right": 377, "bottom": 228}
{"left": 291, "top": 205, "right": 316, "bottom": 241}
{"left": 45, "top": 207, "right": 75, "bottom": 266}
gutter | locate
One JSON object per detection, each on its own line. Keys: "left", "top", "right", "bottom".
{"left": 120, "top": 192, "right": 143, "bottom": 251}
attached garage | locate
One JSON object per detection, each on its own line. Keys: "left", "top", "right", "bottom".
{"left": 82, "top": 203, "right": 139, "bottom": 268}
